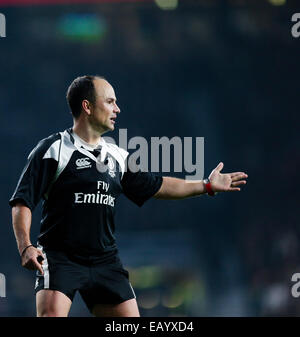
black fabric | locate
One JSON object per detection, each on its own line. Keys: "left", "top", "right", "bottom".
{"left": 9, "top": 134, "right": 60, "bottom": 211}
{"left": 34, "top": 248, "right": 135, "bottom": 311}
{"left": 121, "top": 169, "right": 163, "bottom": 207}
{"left": 9, "top": 129, "right": 163, "bottom": 257}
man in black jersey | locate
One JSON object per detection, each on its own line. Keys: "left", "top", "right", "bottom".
{"left": 9, "top": 75, "right": 248, "bottom": 317}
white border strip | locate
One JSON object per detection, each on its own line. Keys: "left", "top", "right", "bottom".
{"left": 37, "top": 244, "right": 49, "bottom": 289}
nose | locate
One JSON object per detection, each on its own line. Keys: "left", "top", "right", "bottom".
{"left": 114, "top": 103, "right": 120, "bottom": 114}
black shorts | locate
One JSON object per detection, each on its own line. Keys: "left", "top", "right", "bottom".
{"left": 34, "top": 245, "right": 136, "bottom": 313}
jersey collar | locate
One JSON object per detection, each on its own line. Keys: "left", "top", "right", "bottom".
{"left": 67, "top": 128, "right": 108, "bottom": 163}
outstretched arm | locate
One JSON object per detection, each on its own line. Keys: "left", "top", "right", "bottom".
{"left": 154, "top": 162, "right": 248, "bottom": 200}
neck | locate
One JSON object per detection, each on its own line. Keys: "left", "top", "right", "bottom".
{"left": 72, "top": 121, "right": 102, "bottom": 146}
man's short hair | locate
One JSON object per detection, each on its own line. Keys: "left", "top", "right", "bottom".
{"left": 66, "top": 75, "right": 104, "bottom": 119}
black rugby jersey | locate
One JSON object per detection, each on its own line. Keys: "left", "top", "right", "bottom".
{"left": 9, "top": 129, "right": 163, "bottom": 256}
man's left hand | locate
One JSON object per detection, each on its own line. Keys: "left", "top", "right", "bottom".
{"left": 208, "top": 162, "right": 248, "bottom": 193}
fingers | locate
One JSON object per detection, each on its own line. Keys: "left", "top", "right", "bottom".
{"left": 37, "top": 255, "right": 44, "bottom": 263}
{"left": 230, "top": 172, "right": 248, "bottom": 180}
{"left": 228, "top": 179, "right": 247, "bottom": 191}
{"left": 215, "top": 162, "right": 224, "bottom": 173}
{"left": 31, "top": 256, "right": 44, "bottom": 275}
{"left": 231, "top": 180, "right": 247, "bottom": 187}
{"left": 35, "top": 259, "right": 44, "bottom": 275}
{"left": 35, "top": 252, "right": 44, "bottom": 275}
{"left": 228, "top": 187, "right": 241, "bottom": 192}
{"left": 22, "top": 258, "right": 44, "bottom": 274}
{"left": 21, "top": 250, "right": 44, "bottom": 275}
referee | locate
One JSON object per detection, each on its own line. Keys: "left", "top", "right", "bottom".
{"left": 9, "top": 75, "right": 248, "bottom": 317}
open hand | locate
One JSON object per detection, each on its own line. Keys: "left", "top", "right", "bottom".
{"left": 208, "top": 162, "right": 248, "bottom": 193}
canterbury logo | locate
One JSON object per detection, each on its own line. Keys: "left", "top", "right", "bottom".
{"left": 76, "top": 157, "right": 92, "bottom": 169}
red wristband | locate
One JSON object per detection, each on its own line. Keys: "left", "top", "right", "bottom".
{"left": 204, "top": 179, "right": 215, "bottom": 196}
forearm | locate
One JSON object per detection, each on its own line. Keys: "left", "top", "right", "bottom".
{"left": 12, "top": 203, "right": 33, "bottom": 255}
{"left": 154, "top": 177, "right": 206, "bottom": 200}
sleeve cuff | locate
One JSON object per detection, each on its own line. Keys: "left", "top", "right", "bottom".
{"left": 9, "top": 197, "right": 34, "bottom": 211}
{"left": 136, "top": 176, "right": 163, "bottom": 207}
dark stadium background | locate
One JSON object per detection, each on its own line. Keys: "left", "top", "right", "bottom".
{"left": 0, "top": 0, "right": 299, "bottom": 316}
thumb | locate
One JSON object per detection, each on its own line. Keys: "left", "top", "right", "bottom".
{"left": 37, "top": 263, "right": 44, "bottom": 276}
{"left": 215, "top": 162, "right": 224, "bottom": 172}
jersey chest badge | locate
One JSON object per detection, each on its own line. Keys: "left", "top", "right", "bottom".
{"left": 76, "top": 157, "right": 92, "bottom": 170}
{"left": 96, "top": 156, "right": 116, "bottom": 178}
{"left": 107, "top": 157, "right": 116, "bottom": 178}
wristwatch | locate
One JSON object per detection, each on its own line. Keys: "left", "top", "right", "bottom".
{"left": 203, "top": 178, "right": 215, "bottom": 196}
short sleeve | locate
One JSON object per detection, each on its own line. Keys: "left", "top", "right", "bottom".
{"left": 9, "top": 136, "right": 60, "bottom": 211}
{"left": 121, "top": 168, "right": 163, "bottom": 207}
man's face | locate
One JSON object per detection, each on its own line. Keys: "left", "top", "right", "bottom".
{"left": 88, "top": 78, "right": 120, "bottom": 134}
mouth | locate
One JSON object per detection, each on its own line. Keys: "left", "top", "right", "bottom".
{"left": 110, "top": 116, "right": 116, "bottom": 124}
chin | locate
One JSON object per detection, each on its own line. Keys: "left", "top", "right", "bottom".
{"left": 103, "top": 125, "right": 114, "bottom": 133}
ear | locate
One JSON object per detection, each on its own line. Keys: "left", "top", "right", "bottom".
{"left": 82, "top": 99, "right": 92, "bottom": 115}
